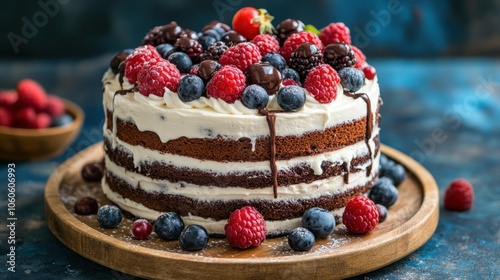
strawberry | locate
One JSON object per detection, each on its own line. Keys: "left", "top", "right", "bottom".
{"left": 232, "top": 7, "right": 275, "bottom": 40}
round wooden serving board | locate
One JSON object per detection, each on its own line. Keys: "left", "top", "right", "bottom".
{"left": 45, "top": 143, "right": 439, "bottom": 280}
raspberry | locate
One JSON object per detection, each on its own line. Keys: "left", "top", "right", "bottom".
{"left": 319, "top": 22, "right": 351, "bottom": 45}
{"left": 280, "top": 31, "right": 323, "bottom": 62}
{"left": 13, "top": 107, "right": 36, "bottom": 128}
{"left": 137, "top": 61, "right": 180, "bottom": 96}
{"left": 444, "top": 178, "right": 474, "bottom": 211}
{"left": 350, "top": 45, "right": 367, "bottom": 69}
{"left": 201, "top": 41, "right": 228, "bottom": 61}
{"left": 304, "top": 64, "right": 340, "bottom": 103}
{"left": 251, "top": 34, "right": 280, "bottom": 56}
{"left": 16, "top": 79, "right": 48, "bottom": 111}
{"left": 124, "top": 45, "right": 162, "bottom": 84}
{"left": 206, "top": 66, "right": 246, "bottom": 103}
{"left": 43, "top": 95, "right": 65, "bottom": 117}
{"left": 0, "top": 108, "right": 13, "bottom": 127}
{"left": 219, "top": 42, "right": 262, "bottom": 72}
{"left": 224, "top": 206, "right": 267, "bottom": 249}
{"left": 0, "top": 90, "right": 18, "bottom": 107}
{"left": 342, "top": 196, "right": 379, "bottom": 234}
{"left": 30, "top": 113, "right": 51, "bottom": 129}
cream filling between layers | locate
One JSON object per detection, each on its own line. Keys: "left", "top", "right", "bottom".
{"left": 102, "top": 70, "right": 380, "bottom": 143}
{"left": 104, "top": 127, "right": 380, "bottom": 176}
{"left": 104, "top": 153, "right": 379, "bottom": 201}
{"left": 102, "top": 179, "right": 349, "bottom": 235}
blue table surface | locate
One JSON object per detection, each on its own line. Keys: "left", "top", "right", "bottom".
{"left": 0, "top": 56, "right": 499, "bottom": 280}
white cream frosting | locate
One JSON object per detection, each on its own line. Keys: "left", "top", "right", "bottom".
{"left": 102, "top": 69, "right": 380, "bottom": 143}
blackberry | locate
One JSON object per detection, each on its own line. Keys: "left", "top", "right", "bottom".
{"left": 323, "top": 42, "right": 357, "bottom": 71}
{"left": 142, "top": 21, "right": 182, "bottom": 46}
{"left": 221, "top": 30, "right": 247, "bottom": 46}
{"left": 201, "top": 41, "right": 228, "bottom": 61}
{"left": 172, "top": 38, "right": 203, "bottom": 64}
{"left": 275, "top": 19, "right": 305, "bottom": 46}
{"left": 289, "top": 42, "right": 323, "bottom": 82}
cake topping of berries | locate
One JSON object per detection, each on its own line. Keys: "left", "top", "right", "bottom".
{"left": 338, "top": 67, "right": 365, "bottom": 92}
{"left": 277, "top": 85, "right": 306, "bottom": 112}
{"left": 197, "top": 59, "right": 222, "bottom": 82}
{"left": 219, "top": 42, "right": 262, "bottom": 72}
{"left": 281, "top": 68, "right": 302, "bottom": 86}
{"left": 124, "top": 45, "right": 162, "bottom": 84}
{"left": 289, "top": 42, "right": 324, "bottom": 82}
{"left": 241, "top": 84, "right": 269, "bottom": 110}
{"left": 280, "top": 31, "right": 323, "bottom": 62}
{"left": 206, "top": 65, "right": 247, "bottom": 103}
{"left": 232, "top": 7, "right": 275, "bottom": 40}
{"left": 202, "top": 20, "right": 231, "bottom": 34}
{"left": 275, "top": 19, "right": 305, "bottom": 45}
{"left": 350, "top": 45, "right": 367, "bottom": 69}
{"left": 110, "top": 49, "right": 133, "bottom": 74}
{"left": 319, "top": 22, "right": 352, "bottom": 45}
{"left": 304, "top": 64, "right": 340, "bottom": 103}
{"left": 177, "top": 28, "right": 198, "bottom": 41}
{"left": 131, "top": 219, "right": 153, "bottom": 240}
{"left": 172, "top": 37, "right": 203, "bottom": 63}
{"left": 156, "top": 44, "right": 174, "bottom": 59}
{"left": 342, "top": 196, "right": 379, "bottom": 234}
{"left": 245, "top": 62, "right": 282, "bottom": 95}
{"left": 444, "top": 178, "right": 474, "bottom": 211}
{"left": 323, "top": 43, "right": 357, "bottom": 71}
{"left": 178, "top": 75, "right": 205, "bottom": 102}
{"left": 201, "top": 41, "right": 228, "bottom": 61}
{"left": 251, "top": 34, "right": 280, "bottom": 56}
{"left": 261, "top": 52, "right": 286, "bottom": 72}
{"left": 142, "top": 21, "right": 182, "bottom": 46}
{"left": 137, "top": 60, "right": 181, "bottom": 96}
{"left": 224, "top": 206, "right": 267, "bottom": 249}
{"left": 167, "top": 52, "right": 193, "bottom": 74}
{"left": 363, "top": 65, "right": 377, "bottom": 80}
{"left": 221, "top": 30, "right": 247, "bottom": 46}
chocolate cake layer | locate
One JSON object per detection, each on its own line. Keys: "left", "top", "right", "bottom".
{"left": 106, "top": 107, "right": 380, "bottom": 162}
{"left": 104, "top": 172, "right": 378, "bottom": 221}
{"left": 104, "top": 137, "right": 380, "bottom": 188}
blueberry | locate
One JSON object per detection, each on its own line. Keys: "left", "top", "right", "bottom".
{"left": 338, "top": 67, "right": 365, "bottom": 92}
{"left": 198, "top": 35, "right": 217, "bottom": 50}
{"left": 178, "top": 75, "right": 205, "bottom": 102}
{"left": 262, "top": 52, "right": 286, "bottom": 73}
{"left": 179, "top": 224, "right": 209, "bottom": 251}
{"left": 281, "top": 68, "right": 301, "bottom": 86}
{"left": 168, "top": 52, "right": 193, "bottom": 73}
{"left": 51, "top": 114, "right": 73, "bottom": 127}
{"left": 376, "top": 204, "right": 388, "bottom": 223}
{"left": 301, "top": 207, "right": 335, "bottom": 239}
{"left": 288, "top": 227, "right": 315, "bottom": 251}
{"left": 155, "top": 44, "right": 174, "bottom": 59}
{"left": 241, "top": 85, "right": 269, "bottom": 109}
{"left": 380, "top": 162, "right": 406, "bottom": 187}
{"left": 202, "top": 29, "right": 221, "bottom": 40}
{"left": 97, "top": 205, "right": 122, "bottom": 228}
{"left": 154, "top": 212, "right": 184, "bottom": 241}
{"left": 277, "top": 86, "right": 306, "bottom": 112}
{"left": 379, "top": 154, "right": 394, "bottom": 170}
{"left": 369, "top": 178, "right": 399, "bottom": 207}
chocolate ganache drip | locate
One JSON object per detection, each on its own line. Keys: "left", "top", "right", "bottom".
{"left": 343, "top": 90, "right": 374, "bottom": 176}
{"left": 258, "top": 108, "right": 279, "bottom": 199}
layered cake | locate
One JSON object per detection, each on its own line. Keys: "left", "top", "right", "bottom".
{"left": 101, "top": 11, "right": 382, "bottom": 236}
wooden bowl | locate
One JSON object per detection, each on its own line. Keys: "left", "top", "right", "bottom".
{"left": 0, "top": 99, "right": 84, "bottom": 161}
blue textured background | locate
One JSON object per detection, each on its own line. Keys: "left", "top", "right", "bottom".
{"left": 0, "top": 0, "right": 500, "bottom": 279}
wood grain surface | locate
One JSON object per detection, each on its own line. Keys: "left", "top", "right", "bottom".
{"left": 45, "top": 142, "right": 439, "bottom": 280}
